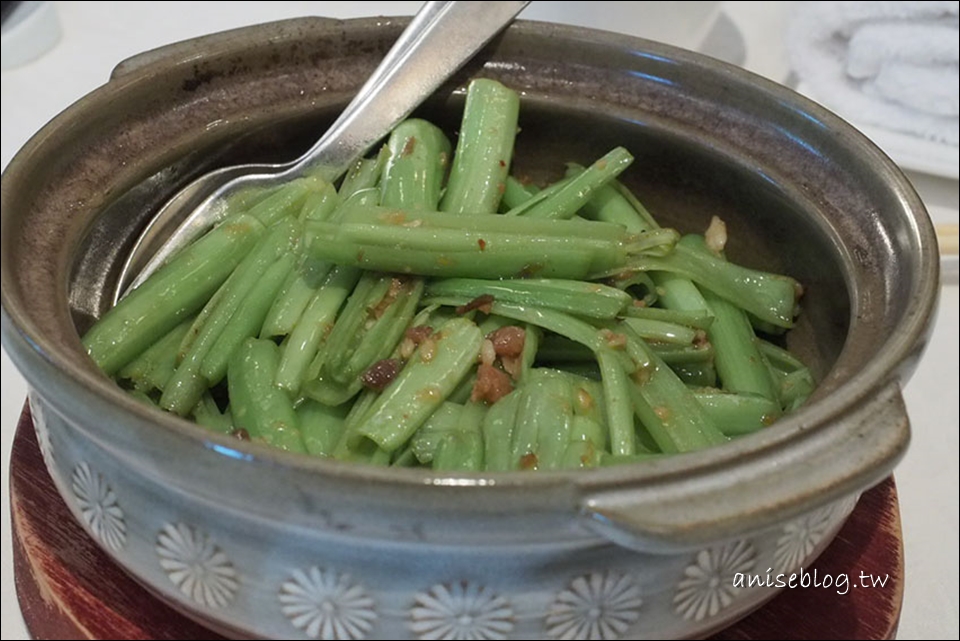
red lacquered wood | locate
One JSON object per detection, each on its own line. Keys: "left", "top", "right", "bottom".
{"left": 10, "top": 405, "right": 902, "bottom": 640}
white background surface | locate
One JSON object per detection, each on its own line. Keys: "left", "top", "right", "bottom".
{"left": 2, "top": 2, "right": 957, "bottom": 639}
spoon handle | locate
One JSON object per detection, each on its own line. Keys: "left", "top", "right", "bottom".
{"left": 293, "top": 0, "right": 530, "bottom": 181}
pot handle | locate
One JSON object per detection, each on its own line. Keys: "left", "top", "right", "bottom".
{"left": 578, "top": 379, "right": 909, "bottom": 553}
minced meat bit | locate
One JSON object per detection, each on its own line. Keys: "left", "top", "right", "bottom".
{"left": 488, "top": 325, "right": 525, "bottom": 358}
{"left": 519, "top": 452, "right": 539, "bottom": 470}
{"left": 470, "top": 363, "right": 513, "bottom": 404}
{"left": 360, "top": 358, "right": 404, "bottom": 392}
{"left": 405, "top": 325, "right": 434, "bottom": 343}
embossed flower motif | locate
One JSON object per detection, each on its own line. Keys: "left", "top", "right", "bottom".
{"left": 774, "top": 504, "right": 838, "bottom": 572}
{"left": 774, "top": 495, "right": 858, "bottom": 571}
{"left": 410, "top": 581, "right": 514, "bottom": 640}
{"left": 545, "top": 570, "right": 642, "bottom": 640}
{"left": 673, "top": 539, "right": 757, "bottom": 622}
{"left": 279, "top": 566, "right": 377, "bottom": 640}
{"left": 71, "top": 462, "right": 126, "bottom": 551}
{"left": 156, "top": 522, "right": 238, "bottom": 608}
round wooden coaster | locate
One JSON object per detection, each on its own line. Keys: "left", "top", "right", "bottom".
{"left": 10, "top": 405, "right": 903, "bottom": 640}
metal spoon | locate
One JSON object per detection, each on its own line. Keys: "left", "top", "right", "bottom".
{"left": 116, "top": 0, "right": 529, "bottom": 302}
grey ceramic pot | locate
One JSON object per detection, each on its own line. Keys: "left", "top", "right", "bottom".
{"left": 1, "top": 17, "right": 939, "bottom": 641}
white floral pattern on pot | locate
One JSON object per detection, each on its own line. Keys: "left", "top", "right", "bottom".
{"left": 71, "top": 461, "right": 126, "bottom": 551}
{"left": 544, "top": 570, "right": 642, "bottom": 640}
{"left": 673, "top": 539, "right": 757, "bottom": 622}
{"left": 156, "top": 522, "right": 239, "bottom": 608}
{"left": 279, "top": 566, "right": 377, "bottom": 640}
{"left": 409, "top": 581, "right": 514, "bottom": 640}
{"left": 775, "top": 504, "right": 838, "bottom": 572}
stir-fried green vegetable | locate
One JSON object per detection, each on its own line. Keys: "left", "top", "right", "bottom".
{"left": 84, "top": 78, "right": 813, "bottom": 470}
